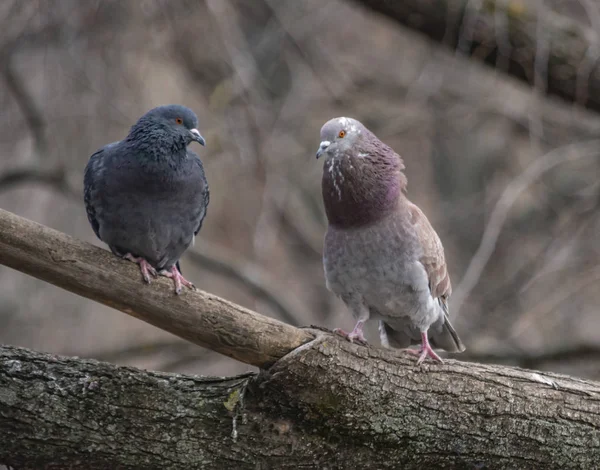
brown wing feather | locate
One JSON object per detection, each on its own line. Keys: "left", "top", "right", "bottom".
{"left": 408, "top": 202, "right": 451, "bottom": 301}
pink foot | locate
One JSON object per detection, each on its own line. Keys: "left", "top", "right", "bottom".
{"left": 159, "top": 265, "right": 196, "bottom": 295}
{"left": 404, "top": 332, "right": 444, "bottom": 365}
{"left": 334, "top": 321, "right": 367, "bottom": 344}
{"left": 124, "top": 253, "right": 157, "bottom": 284}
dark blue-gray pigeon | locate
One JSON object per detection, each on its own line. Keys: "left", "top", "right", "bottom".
{"left": 316, "top": 117, "right": 465, "bottom": 364}
{"left": 84, "top": 105, "right": 209, "bottom": 294}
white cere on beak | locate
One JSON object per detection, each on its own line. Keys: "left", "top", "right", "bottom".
{"left": 190, "top": 128, "right": 206, "bottom": 146}
{"left": 320, "top": 140, "right": 331, "bottom": 149}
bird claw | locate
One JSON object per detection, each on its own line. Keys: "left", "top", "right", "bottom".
{"left": 403, "top": 335, "right": 444, "bottom": 365}
{"left": 416, "top": 344, "right": 444, "bottom": 365}
{"left": 333, "top": 327, "right": 368, "bottom": 345}
{"left": 124, "top": 254, "right": 157, "bottom": 284}
{"left": 159, "top": 266, "right": 196, "bottom": 295}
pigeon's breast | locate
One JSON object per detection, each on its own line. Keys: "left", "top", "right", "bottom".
{"left": 96, "top": 156, "right": 208, "bottom": 269}
{"left": 324, "top": 212, "right": 432, "bottom": 322}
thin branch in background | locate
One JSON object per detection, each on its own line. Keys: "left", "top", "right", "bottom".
{"left": 0, "top": 168, "right": 77, "bottom": 197}
{"left": 186, "top": 241, "right": 306, "bottom": 326}
{"left": 406, "top": 0, "right": 477, "bottom": 103}
{"left": 525, "top": 0, "right": 549, "bottom": 159}
{"left": 575, "top": 0, "right": 600, "bottom": 107}
{"left": 452, "top": 140, "right": 600, "bottom": 316}
{"left": 203, "top": 0, "right": 281, "bottom": 278}
{"left": 493, "top": 2, "right": 512, "bottom": 73}
{"left": 204, "top": 0, "right": 266, "bottom": 147}
{"left": 510, "top": 265, "right": 600, "bottom": 340}
{"left": 86, "top": 339, "right": 238, "bottom": 373}
{"left": 276, "top": 208, "right": 322, "bottom": 262}
{"left": 86, "top": 340, "right": 196, "bottom": 363}
{"left": 477, "top": 199, "right": 597, "bottom": 336}
{"left": 159, "top": 349, "right": 223, "bottom": 373}
{"left": 84, "top": 334, "right": 231, "bottom": 374}
{"left": 2, "top": 61, "right": 47, "bottom": 158}
{"left": 263, "top": 0, "right": 353, "bottom": 98}
{"left": 462, "top": 343, "right": 600, "bottom": 371}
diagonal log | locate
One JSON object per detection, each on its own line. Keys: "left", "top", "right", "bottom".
{"left": 0, "top": 208, "right": 313, "bottom": 368}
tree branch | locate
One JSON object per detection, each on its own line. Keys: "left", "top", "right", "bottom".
{"left": 0, "top": 208, "right": 313, "bottom": 368}
{"left": 2, "top": 339, "right": 600, "bottom": 469}
{"left": 350, "top": 0, "right": 600, "bottom": 113}
{"left": 0, "top": 165, "right": 305, "bottom": 328}
{"left": 1, "top": 209, "right": 600, "bottom": 468}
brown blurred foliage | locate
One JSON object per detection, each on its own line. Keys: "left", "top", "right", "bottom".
{"left": 0, "top": 0, "right": 598, "bottom": 379}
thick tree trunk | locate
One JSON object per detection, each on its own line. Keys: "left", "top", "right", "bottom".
{"left": 1, "top": 211, "right": 600, "bottom": 468}
{"left": 1, "top": 341, "right": 599, "bottom": 469}
{"left": 351, "top": 0, "right": 600, "bottom": 113}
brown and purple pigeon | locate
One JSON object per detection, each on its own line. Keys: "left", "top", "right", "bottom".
{"left": 316, "top": 117, "right": 465, "bottom": 364}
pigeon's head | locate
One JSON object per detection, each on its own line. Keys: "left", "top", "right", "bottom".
{"left": 317, "top": 116, "right": 408, "bottom": 227}
{"left": 130, "top": 105, "right": 206, "bottom": 148}
{"left": 315, "top": 117, "right": 366, "bottom": 160}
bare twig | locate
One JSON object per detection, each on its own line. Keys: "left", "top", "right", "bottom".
{"left": 575, "top": 0, "right": 600, "bottom": 107}
{"left": 2, "top": 61, "right": 46, "bottom": 157}
{"left": 510, "top": 265, "right": 600, "bottom": 339}
{"left": 186, "top": 241, "right": 306, "bottom": 326}
{"left": 463, "top": 343, "right": 600, "bottom": 370}
{"left": 158, "top": 349, "right": 222, "bottom": 372}
{"left": 85, "top": 339, "right": 196, "bottom": 363}
{"left": 453, "top": 140, "right": 600, "bottom": 315}
{"left": 0, "top": 168, "right": 77, "bottom": 197}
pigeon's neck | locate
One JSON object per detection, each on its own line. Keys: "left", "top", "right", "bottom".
{"left": 126, "top": 126, "right": 188, "bottom": 164}
{"left": 322, "top": 151, "right": 407, "bottom": 229}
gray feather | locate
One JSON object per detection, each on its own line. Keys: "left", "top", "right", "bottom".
{"left": 319, "top": 116, "right": 465, "bottom": 356}
{"left": 83, "top": 105, "right": 209, "bottom": 272}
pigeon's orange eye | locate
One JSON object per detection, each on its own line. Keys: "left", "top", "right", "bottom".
{"left": 338, "top": 130, "right": 346, "bottom": 138}
{"left": 175, "top": 117, "right": 183, "bottom": 125}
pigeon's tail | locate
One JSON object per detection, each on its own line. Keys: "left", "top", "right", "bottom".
{"left": 379, "top": 314, "right": 465, "bottom": 353}
{"left": 429, "top": 314, "right": 465, "bottom": 353}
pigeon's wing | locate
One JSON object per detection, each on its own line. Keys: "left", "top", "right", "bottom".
{"left": 83, "top": 150, "right": 105, "bottom": 240}
{"left": 381, "top": 202, "right": 464, "bottom": 352}
{"left": 189, "top": 152, "right": 210, "bottom": 237}
{"left": 194, "top": 189, "right": 209, "bottom": 236}
{"left": 408, "top": 202, "right": 451, "bottom": 302}
{"left": 174, "top": 153, "right": 209, "bottom": 276}
{"left": 406, "top": 202, "right": 464, "bottom": 351}
{"left": 83, "top": 142, "right": 118, "bottom": 241}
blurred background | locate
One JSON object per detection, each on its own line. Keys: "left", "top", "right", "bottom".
{"left": 0, "top": 0, "right": 598, "bottom": 380}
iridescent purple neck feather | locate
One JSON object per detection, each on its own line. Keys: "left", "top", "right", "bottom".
{"left": 321, "top": 128, "right": 407, "bottom": 229}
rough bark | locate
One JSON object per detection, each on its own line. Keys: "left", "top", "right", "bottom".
{"left": 0, "top": 208, "right": 313, "bottom": 368}
{"left": 1, "top": 210, "right": 600, "bottom": 468}
{"left": 1, "top": 340, "right": 599, "bottom": 469}
{"left": 351, "top": 0, "right": 600, "bottom": 113}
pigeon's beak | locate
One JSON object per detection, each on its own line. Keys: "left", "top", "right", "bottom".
{"left": 315, "top": 140, "right": 330, "bottom": 159}
{"left": 190, "top": 128, "right": 206, "bottom": 146}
